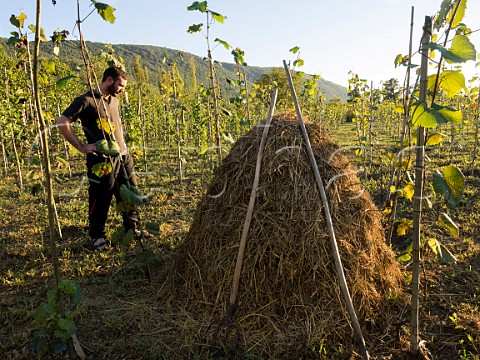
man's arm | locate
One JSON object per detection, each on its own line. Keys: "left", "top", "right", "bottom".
{"left": 56, "top": 115, "right": 97, "bottom": 154}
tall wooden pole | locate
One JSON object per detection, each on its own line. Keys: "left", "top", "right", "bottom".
{"left": 410, "top": 15, "right": 432, "bottom": 353}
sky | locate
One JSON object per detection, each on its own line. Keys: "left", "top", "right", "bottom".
{"left": 1, "top": 0, "right": 479, "bottom": 88}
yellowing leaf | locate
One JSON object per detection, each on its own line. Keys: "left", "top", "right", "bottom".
{"left": 394, "top": 106, "right": 404, "bottom": 114}
{"left": 437, "top": 105, "right": 463, "bottom": 123}
{"left": 432, "top": 166, "right": 465, "bottom": 208}
{"left": 92, "top": 162, "right": 112, "bottom": 178}
{"left": 10, "top": 13, "right": 27, "bottom": 28}
{"left": 97, "top": 118, "right": 115, "bottom": 134}
{"left": 426, "top": 132, "right": 446, "bottom": 146}
{"left": 428, "top": 71, "right": 467, "bottom": 98}
{"left": 438, "top": 212, "right": 460, "bottom": 238}
{"left": 446, "top": 0, "right": 467, "bottom": 29}
{"left": 94, "top": 2, "right": 116, "bottom": 24}
{"left": 403, "top": 182, "right": 415, "bottom": 201}
{"left": 396, "top": 218, "right": 413, "bottom": 236}
{"left": 427, "top": 238, "right": 439, "bottom": 255}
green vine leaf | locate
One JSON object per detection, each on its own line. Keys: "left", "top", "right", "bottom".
{"left": 435, "top": 0, "right": 451, "bottom": 30}
{"left": 432, "top": 166, "right": 465, "bottom": 208}
{"left": 214, "top": 38, "right": 230, "bottom": 50}
{"left": 210, "top": 11, "right": 226, "bottom": 23}
{"left": 10, "top": 13, "right": 27, "bottom": 28}
{"left": 438, "top": 242, "right": 457, "bottom": 263}
{"left": 411, "top": 102, "right": 446, "bottom": 128}
{"left": 446, "top": 0, "right": 467, "bottom": 29}
{"left": 56, "top": 75, "right": 77, "bottom": 89}
{"left": 187, "top": 23, "right": 203, "bottom": 34}
{"left": 428, "top": 70, "right": 467, "bottom": 97}
{"left": 111, "top": 226, "right": 134, "bottom": 247}
{"left": 96, "top": 139, "right": 119, "bottom": 156}
{"left": 289, "top": 46, "right": 300, "bottom": 54}
{"left": 187, "top": 1, "right": 208, "bottom": 12}
{"left": 293, "top": 59, "right": 305, "bottom": 68}
{"left": 28, "top": 25, "right": 47, "bottom": 41}
{"left": 91, "top": 162, "right": 113, "bottom": 177}
{"left": 55, "top": 316, "right": 76, "bottom": 342}
{"left": 429, "top": 35, "right": 476, "bottom": 64}
{"left": 434, "top": 103, "right": 463, "bottom": 123}
{"left": 426, "top": 132, "right": 447, "bottom": 146}
{"left": 411, "top": 102, "right": 461, "bottom": 128}
{"left": 438, "top": 212, "right": 460, "bottom": 238}
{"left": 120, "top": 184, "right": 145, "bottom": 206}
{"left": 92, "top": 1, "right": 116, "bottom": 24}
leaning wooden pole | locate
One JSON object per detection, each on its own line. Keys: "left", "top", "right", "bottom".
{"left": 410, "top": 15, "right": 431, "bottom": 354}
{"left": 283, "top": 60, "right": 369, "bottom": 360}
{"left": 33, "top": 0, "right": 61, "bottom": 286}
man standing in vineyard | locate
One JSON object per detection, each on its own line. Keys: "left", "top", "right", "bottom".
{"left": 57, "top": 66, "right": 149, "bottom": 250}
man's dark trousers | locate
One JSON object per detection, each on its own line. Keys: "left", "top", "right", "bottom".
{"left": 86, "top": 154, "right": 139, "bottom": 240}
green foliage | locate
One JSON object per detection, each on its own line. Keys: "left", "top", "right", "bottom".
{"left": 111, "top": 226, "right": 134, "bottom": 247}
{"left": 145, "top": 222, "right": 161, "bottom": 236}
{"left": 428, "top": 70, "right": 467, "bottom": 97}
{"left": 28, "top": 25, "right": 47, "bottom": 42}
{"left": 214, "top": 38, "right": 230, "bottom": 50}
{"left": 432, "top": 166, "right": 465, "bottom": 208}
{"left": 187, "top": 1, "right": 208, "bottom": 12}
{"left": 429, "top": 35, "right": 476, "bottom": 64}
{"left": 56, "top": 74, "right": 77, "bottom": 89}
{"left": 92, "top": 161, "right": 113, "bottom": 177}
{"left": 438, "top": 212, "right": 460, "bottom": 238}
{"left": 95, "top": 139, "right": 120, "bottom": 156}
{"left": 32, "top": 280, "right": 81, "bottom": 356}
{"left": 187, "top": 23, "right": 203, "bottom": 34}
{"left": 425, "top": 132, "right": 447, "bottom": 146}
{"left": 92, "top": 0, "right": 116, "bottom": 24}
{"left": 120, "top": 184, "right": 145, "bottom": 206}
{"left": 410, "top": 102, "right": 462, "bottom": 128}
{"left": 9, "top": 13, "right": 27, "bottom": 29}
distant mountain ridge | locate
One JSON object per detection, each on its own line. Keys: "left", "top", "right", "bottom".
{"left": 0, "top": 38, "right": 348, "bottom": 102}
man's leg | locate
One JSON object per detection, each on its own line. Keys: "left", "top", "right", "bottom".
{"left": 87, "top": 156, "right": 114, "bottom": 240}
{"left": 112, "top": 155, "right": 139, "bottom": 232}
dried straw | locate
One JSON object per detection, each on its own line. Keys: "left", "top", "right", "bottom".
{"left": 157, "top": 114, "right": 404, "bottom": 359}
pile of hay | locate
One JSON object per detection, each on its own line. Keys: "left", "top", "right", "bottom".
{"left": 158, "top": 114, "right": 404, "bottom": 358}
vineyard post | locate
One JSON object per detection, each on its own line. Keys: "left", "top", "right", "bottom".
{"left": 368, "top": 81, "right": 374, "bottom": 174}
{"left": 206, "top": 17, "right": 222, "bottom": 165}
{"left": 410, "top": 15, "right": 431, "bottom": 354}
{"left": 1, "top": 67, "right": 10, "bottom": 176}
{"left": 56, "top": 103, "right": 72, "bottom": 177}
{"left": 0, "top": 121, "right": 7, "bottom": 176}
{"left": 470, "top": 78, "right": 480, "bottom": 174}
{"left": 171, "top": 65, "right": 183, "bottom": 184}
{"left": 386, "top": 6, "right": 415, "bottom": 246}
{"left": 137, "top": 87, "right": 148, "bottom": 173}
{"left": 9, "top": 123, "right": 24, "bottom": 189}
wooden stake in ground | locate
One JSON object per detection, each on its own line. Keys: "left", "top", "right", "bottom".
{"left": 208, "top": 88, "right": 278, "bottom": 352}
{"left": 283, "top": 60, "right": 369, "bottom": 360}
{"left": 410, "top": 15, "right": 431, "bottom": 354}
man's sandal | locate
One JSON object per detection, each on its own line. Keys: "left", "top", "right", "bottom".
{"left": 134, "top": 229, "right": 152, "bottom": 239}
{"left": 85, "top": 237, "right": 109, "bottom": 251}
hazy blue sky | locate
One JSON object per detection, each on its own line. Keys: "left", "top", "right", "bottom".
{"left": 1, "top": 0, "right": 479, "bottom": 87}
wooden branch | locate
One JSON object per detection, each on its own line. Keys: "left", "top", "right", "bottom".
{"left": 283, "top": 60, "right": 369, "bottom": 360}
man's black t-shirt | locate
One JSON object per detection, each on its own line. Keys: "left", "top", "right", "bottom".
{"left": 62, "top": 90, "right": 127, "bottom": 155}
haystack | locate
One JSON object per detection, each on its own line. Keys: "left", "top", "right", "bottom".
{"left": 158, "top": 113, "right": 404, "bottom": 358}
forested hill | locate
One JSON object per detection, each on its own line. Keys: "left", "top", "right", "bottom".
{"left": 0, "top": 38, "right": 348, "bottom": 102}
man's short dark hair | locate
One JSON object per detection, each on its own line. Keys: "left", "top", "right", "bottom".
{"left": 102, "top": 66, "right": 127, "bottom": 82}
